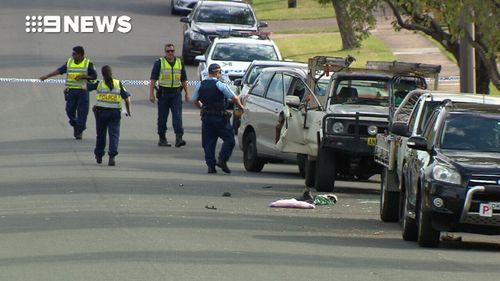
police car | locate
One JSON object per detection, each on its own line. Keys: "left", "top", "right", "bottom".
{"left": 195, "top": 32, "right": 282, "bottom": 84}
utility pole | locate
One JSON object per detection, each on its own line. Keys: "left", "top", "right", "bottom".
{"left": 459, "top": 15, "right": 475, "bottom": 93}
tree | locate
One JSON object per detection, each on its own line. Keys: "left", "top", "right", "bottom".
{"left": 384, "top": 0, "right": 499, "bottom": 93}
{"left": 318, "top": 0, "right": 378, "bottom": 50}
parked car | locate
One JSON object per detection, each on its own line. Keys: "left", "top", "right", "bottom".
{"left": 195, "top": 33, "right": 282, "bottom": 83}
{"left": 232, "top": 60, "right": 307, "bottom": 133}
{"left": 401, "top": 101, "right": 500, "bottom": 247}
{"left": 237, "top": 67, "right": 326, "bottom": 174}
{"left": 375, "top": 90, "right": 500, "bottom": 223}
{"left": 180, "top": 0, "right": 268, "bottom": 64}
{"left": 171, "top": 0, "right": 198, "bottom": 15}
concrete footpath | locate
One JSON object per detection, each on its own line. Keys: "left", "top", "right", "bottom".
{"left": 267, "top": 18, "right": 460, "bottom": 91}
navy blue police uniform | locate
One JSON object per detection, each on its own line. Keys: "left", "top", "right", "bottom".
{"left": 192, "top": 77, "right": 236, "bottom": 172}
{"left": 88, "top": 80, "right": 130, "bottom": 164}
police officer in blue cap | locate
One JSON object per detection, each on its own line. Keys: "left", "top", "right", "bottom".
{"left": 192, "top": 63, "right": 244, "bottom": 174}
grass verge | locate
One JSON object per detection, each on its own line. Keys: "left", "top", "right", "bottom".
{"left": 273, "top": 33, "right": 396, "bottom": 66}
{"left": 253, "top": 0, "right": 334, "bottom": 21}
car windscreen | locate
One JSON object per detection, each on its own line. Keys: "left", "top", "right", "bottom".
{"left": 211, "top": 43, "right": 279, "bottom": 62}
{"left": 440, "top": 114, "right": 500, "bottom": 152}
{"left": 245, "top": 66, "right": 267, "bottom": 85}
{"left": 331, "top": 78, "right": 390, "bottom": 106}
{"left": 195, "top": 6, "right": 255, "bottom": 25}
{"left": 315, "top": 79, "right": 329, "bottom": 96}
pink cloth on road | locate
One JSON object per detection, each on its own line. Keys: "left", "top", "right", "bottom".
{"left": 269, "top": 199, "right": 315, "bottom": 209}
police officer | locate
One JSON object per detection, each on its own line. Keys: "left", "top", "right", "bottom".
{"left": 88, "top": 65, "right": 131, "bottom": 166}
{"left": 149, "top": 43, "right": 190, "bottom": 147}
{"left": 40, "top": 46, "right": 97, "bottom": 140}
{"left": 192, "top": 63, "right": 244, "bottom": 174}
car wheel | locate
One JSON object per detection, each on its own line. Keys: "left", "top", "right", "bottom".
{"left": 304, "top": 158, "right": 316, "bottom": 187}
{"left": 355, "top": 173, "right": 372, "bottom": 181}
{"left": 182, "top": 50, "right": 195, "bottom": 65}
{"left": 380, "top": 168, "right": 400, "bottom": 222}
{"left": 243, "top": 131, "right": 265, "bottom": 172}
{"left": 314, "top": 147, "right": 335, "bottom": 192}
{"left": 297, "top": 154, "right": 306, "bottom": 178}
{"left": 417, "top": 188, "right": 440, "bottom": 248}
{"left": 170, "top": 0, "right": 178, "bottom": 15}
{"left": 401, "top": 188, "right": 418, "bottom": 241}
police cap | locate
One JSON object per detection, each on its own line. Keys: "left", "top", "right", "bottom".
{"left": 208, "top": 63, "right": 222, "bottom": 74}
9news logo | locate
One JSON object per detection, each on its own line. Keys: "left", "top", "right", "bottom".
{"left": 25, "top": 15, "right": 132, "bottom": 34}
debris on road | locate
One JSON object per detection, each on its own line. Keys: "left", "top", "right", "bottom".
{"left": 269, "top": 199, "right": 315, "bottom": 209}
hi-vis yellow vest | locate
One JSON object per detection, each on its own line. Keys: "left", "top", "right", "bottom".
{"left": 66, "top": 57, "right": 90, "bottom": 89}
{"left": 96, "top": 79, "right": 123, "bottom": 109}
{"left": 158, "top": 57, "right": 182, "bottom": 88}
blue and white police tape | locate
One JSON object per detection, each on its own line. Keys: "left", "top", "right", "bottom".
{"left": 0, "top": 78, "right": 203, "bottom": 86}
{"left": 0, "top": 76, "right": 461, "bottom": 86}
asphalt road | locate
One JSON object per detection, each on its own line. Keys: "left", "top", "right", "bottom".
{"left": 0, "top": 1, "right": 498, "bottom": 280}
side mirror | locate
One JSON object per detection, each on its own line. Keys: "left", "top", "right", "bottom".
{"left": 233, "top": 79, "right": 242, "bottom": 87}
{"left": 285, "top": 95, "right": 301, "bottom": 108}
{"left": 195, "top": 55, "right": 205, "bottom": 62}
{"left": 390, "top": 122, "right": 410, "bottom": 137}
{"left": 407, "top": 136, "right": 428, "bottom": 151}
{"left": 258, "top": 21, "right": 268, "bottom": 28}
{"left": 180, "top": 17, "right": 190, "bottom": 23}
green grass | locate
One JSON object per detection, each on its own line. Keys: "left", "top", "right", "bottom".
{"left": 490, "top": 83, "right": 500, "bottom": 96}
{"left": 274, "top": 26, "right": 339, "bottom": 34}
{"left": 273, "top": 33, "right": 396, "bottom": 66}
{"left": 253, "top": 0, "right": 334, "bottom": 21}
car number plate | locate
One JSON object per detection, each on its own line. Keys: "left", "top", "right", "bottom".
{"left": 491, "top": 202, "right": 500, "bottom": 210}
{"left": 367, "top": 137, "right": 376, "bottom": 146}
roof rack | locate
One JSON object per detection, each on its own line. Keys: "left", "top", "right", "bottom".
{"left": 308, "top": 55, "right": 355, "bottom": 83}
{"left": 365, "top": 61, "right": 441, "bottom": 76}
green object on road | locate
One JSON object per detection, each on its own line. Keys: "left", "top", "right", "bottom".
{"left": 313, "top": 194, "right": 337, "bottom": 205}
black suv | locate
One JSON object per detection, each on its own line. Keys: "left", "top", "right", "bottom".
{"left": 180, "top": 0, "right": 267, "bottom": 64}
{"left": 401, "top": 102, "right": 500, "bottom": 247}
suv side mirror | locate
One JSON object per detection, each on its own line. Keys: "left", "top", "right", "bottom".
{"left": 180, "top": 17, "right": 190, "bottom": 23}
{"left": 258, "top": 21, "right": 268, "bottom": 28}
{"left": 195, "top": 55, "right": 205, "bottom": 62}
{"left": 233, "top": 79, "right": 242, "bottom": 87}
{"left": 285, "top": 95, "right": 301, "bottom": 108}
{"left": 390, "top": 122, "right": 410, "bottom": 137}
{"left": 407, "top": 136, "right": 428, "bottom": 151}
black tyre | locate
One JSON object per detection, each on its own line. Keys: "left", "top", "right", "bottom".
{"left": 182, "top": 50, "right": 195, "bottom": 65}
{"left": 170, "top": 0, "right": 179, "bottom": 15}
{"left": 380, "top": 168, "right": 400, "bottom": 222}
{"left": 401, "top": 189, "right": 418, "bottom": 241}
{"left": 304, "top": 159, "right": 316, "bottom": 187}
{"left": 417, "top": 189, "right": 440, "bottom": 248}
{"left": 243, "top": 131, "right": 265, "bottom": 172}
{"left": 314, "top": 147, "right": 335, "bottom": 192}
{"left": 297, "top": 154, "right": 306, "bottom": 178}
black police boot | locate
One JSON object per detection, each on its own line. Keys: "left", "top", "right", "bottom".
{"left": 108, "top": 156, "right": 116, "bottom": 166}
{"left": 175, "top": 133, "right": 186, "bottom": 147}
{"left": 208, "top": 166, "right": 217, "bottom": 174}
{"left": 216, "top": 158, "right": 231, "bottom": 173}
{"left": 158, "top": 134, "right": 171, "bottom": 147}
{"left": 95, "top": 155, "right": 102, "bottom": 164}
{"left": 74, "top": 128, "right": 82, "bottom": 140}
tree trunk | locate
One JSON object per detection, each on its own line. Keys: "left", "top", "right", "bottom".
{"left": 332, "top": 0, "right": 359, "bottom": 49}
{"left": 475, "top": 53, "right": 490, "bottom": 94}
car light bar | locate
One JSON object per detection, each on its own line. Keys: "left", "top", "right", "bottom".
{"left": 215, "top": 29, "right": 272, "bottom": 39}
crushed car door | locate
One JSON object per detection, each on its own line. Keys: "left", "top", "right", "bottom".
{"left": 276, "top": 76, "right": 323, "bottom": 155}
